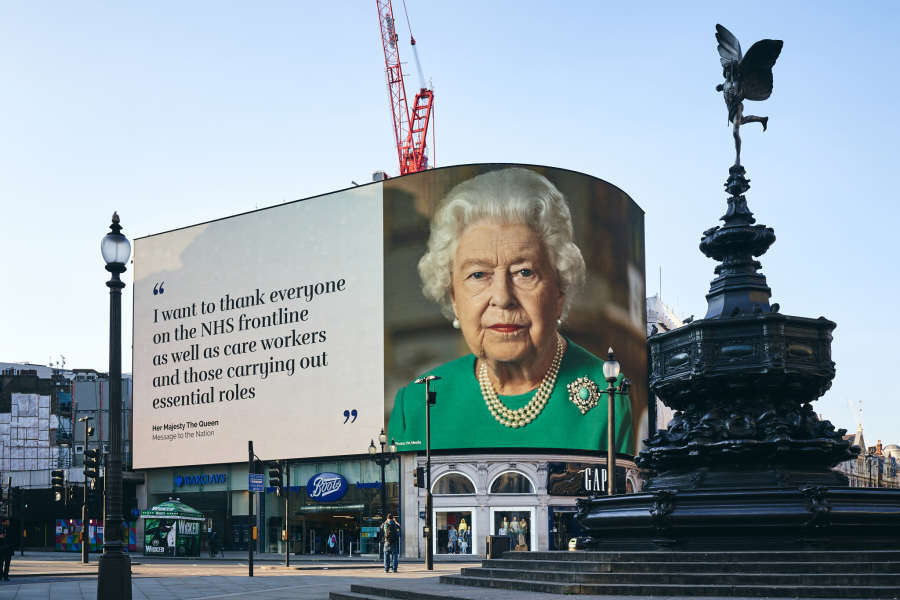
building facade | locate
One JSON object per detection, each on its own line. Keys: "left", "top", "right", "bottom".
{"left": 400, "top": 452, "right": 639, "bottom": 558}
{"left": 138, "top": 455, "right": 398, "bottom": 556}
{"left": 0, "top": 363, "right": 136, "bottom": 550}
{"left": 834, "top": 434, "right": 900, "bottom": 488}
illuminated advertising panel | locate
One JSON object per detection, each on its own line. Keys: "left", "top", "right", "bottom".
{"left": 132, "top": 165, "right": 645, "bottom": 469}
{"left": 384, "top": 165, "right": 646, "bottom": 454}
{"left": 133, "top": 185, "right": 385, "bottom": 468}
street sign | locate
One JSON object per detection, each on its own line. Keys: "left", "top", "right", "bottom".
{"left": 249, "top": 473, "right": 264, "bottom": 492}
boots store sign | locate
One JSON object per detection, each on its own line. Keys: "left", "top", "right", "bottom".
{"left": 307, "top": 472, "right": 347, "bottom": 502}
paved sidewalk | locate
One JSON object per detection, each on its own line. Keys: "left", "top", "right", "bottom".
{"left": 0, "top": 560, "right": 852, "bottom": 600}
{"left": 0, "top": 563, "right": 469, "bottom": 600}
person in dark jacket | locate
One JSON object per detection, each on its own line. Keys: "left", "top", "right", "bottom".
{"left": 0, "top": 519, "right": 19, "bottom": 581}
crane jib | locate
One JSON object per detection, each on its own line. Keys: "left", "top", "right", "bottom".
{"left": 375, "top": 0, "right": 434, "bottom": 176}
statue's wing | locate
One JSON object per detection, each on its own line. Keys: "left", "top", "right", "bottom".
{"left": 715, "top": 24, "right": 741, "bottom": 63}
{"left": 740, "top": 39, "right": 783, "bottom": 101}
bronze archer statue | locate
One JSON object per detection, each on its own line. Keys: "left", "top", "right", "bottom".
{"left": 715, "top": 24, "right": 783, "bottom": 166}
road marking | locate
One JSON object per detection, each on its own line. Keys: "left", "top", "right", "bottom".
{"left": 157, "top": 582, "right": 330, "bottom": 599}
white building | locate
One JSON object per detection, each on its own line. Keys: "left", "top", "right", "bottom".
{"left": 646, "top": 295, "right": 685, "bottom": 432}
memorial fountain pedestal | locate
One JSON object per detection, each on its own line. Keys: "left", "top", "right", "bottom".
{"left": 573, "top": 163, "right": 900, "bottom": 552}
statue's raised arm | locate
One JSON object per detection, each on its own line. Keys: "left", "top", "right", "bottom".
{"left": 715, "top": 24, "right": 783, "bottom": 166}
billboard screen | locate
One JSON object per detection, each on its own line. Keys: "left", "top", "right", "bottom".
{"left": 133, "top": 164, "right": 645, "bottom": 469}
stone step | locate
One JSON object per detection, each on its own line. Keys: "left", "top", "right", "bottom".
{"left": 484, "top": 558, "right": 900, "bottom": 574}
{"left": 440, "top": 574, "right": 900, "bottom": 598}
{"left": 515, "top": 549, "right": 900, "bottom": 563}
{"left": 343, "top": 584, "right": 485, "bottom": 600}
{"left": 329, "top": 593, "right": 379, "bottom": 600}
{"left": 462, "top": 566, "right": 900, "bottom": 587}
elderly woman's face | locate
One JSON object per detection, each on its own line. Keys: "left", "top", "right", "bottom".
{"left": 450, "top": 221, "right": 564, "bottom": 367}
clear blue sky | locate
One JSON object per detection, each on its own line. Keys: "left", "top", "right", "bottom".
{"left": 2, "top": 1, "right": 897, "bottom": 444}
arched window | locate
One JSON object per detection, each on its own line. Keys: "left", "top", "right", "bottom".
{"left": 489, "top": 471, "right": 534, "bottom": 494}
{"left": 431, "top": 472, "right": 476, "bottom": 495}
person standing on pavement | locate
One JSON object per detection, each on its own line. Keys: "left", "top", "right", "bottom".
{"left": 0, "top": 518, "right": 19, "bottom": 581}
{"left": 328, "top": 533, "right": 337, "bottom": 556}
{"left": 381, "top": 513, "right": 400, "bottom": 573}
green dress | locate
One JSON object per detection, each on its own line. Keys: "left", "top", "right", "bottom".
{"left": 388, "top": 338, "right": 634, "bottom": 454}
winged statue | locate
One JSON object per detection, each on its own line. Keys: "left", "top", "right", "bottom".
{"left": 715, "top": 24, "right": 783, "bottom": 166}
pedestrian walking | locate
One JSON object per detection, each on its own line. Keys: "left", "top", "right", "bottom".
{"left": 0, "top": 519, "right": 19, "bottom": 581}
{"left": 381, "top": 513, "right": 400, "bottom": 573}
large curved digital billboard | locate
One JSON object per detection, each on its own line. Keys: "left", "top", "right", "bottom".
{"left": 132, "top": 164, "right": 646, "bottom": 468}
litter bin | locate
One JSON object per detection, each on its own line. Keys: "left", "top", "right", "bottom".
{"left": 486, "top": 535, "right": 510, "bottom": 559}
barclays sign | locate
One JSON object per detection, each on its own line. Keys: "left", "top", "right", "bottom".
{"left": 306, "top": 472, "right": 347, "bottom": 502}
{"left": 175, "top": 473, "right": 227, "bottom": 487}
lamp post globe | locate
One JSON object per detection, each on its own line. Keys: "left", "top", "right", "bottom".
{"left": 96, "top": 212, "right": 132, "bottom": 600}
{"left": 101, "top": 215, "right": 131, "bottom": 266}
{"left": 368, "top": 440, "right": 377, "bottom": 455}
{"left": 378, "top": 429, "right": 388, "bottom": 446}
{"left": 602, "top": 348, "right": 620, "bottom": 382}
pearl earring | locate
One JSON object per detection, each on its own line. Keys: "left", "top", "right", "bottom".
{"left": 452, "top": 319, "right": 461, "bottom": 329}
{"left": 557, "top": 318, "right": 562, "bottom": 327}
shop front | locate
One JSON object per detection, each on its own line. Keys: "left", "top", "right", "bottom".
{"left": 141, "top": 456, "right": 399, "bottom": 556}
{"left": 143, "top": 463, "right": 252, "bottom": 553}
{"left": 262, "top": 458, "right": 399, "bottom": 556}
{"left": 401, "top": 452, "right": 640, "bottom": 558}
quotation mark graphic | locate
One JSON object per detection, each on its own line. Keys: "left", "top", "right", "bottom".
{"left": 343, "top": 409, "right": 358, "bottom": 424}
{"left": 153, "top": 282, "right": 165, "bottom": 295}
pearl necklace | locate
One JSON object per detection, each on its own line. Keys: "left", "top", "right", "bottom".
{"left": 479, "top": 335, "right": 563, "bottom": 429}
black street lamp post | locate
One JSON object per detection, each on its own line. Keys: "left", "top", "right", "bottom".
{"left": 368, "top": 430, "right": 396, "bottom": 560}
{"left": 414, "top": 375, "right": 439, "bottom": 571}
{"left": 96, "top": 212, "right": 132, "bottom": 599}
{"left": 602, "top": 349, "right": 630, "bottom": 497}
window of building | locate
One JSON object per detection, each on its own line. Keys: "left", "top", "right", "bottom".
{"left": 74, "top": 444, "right": 84, "bottom": 454}
{"left": 431, "top": 472, "right": 475, "bottom": 495}
{"left": 490, "top": 508, "right": 535, "bottom": 551}
{"left": 489, "top": 471, "right": 534, "bottom": 494}
{"left": 435, "top": 510, "right": 474, "bottom": 555}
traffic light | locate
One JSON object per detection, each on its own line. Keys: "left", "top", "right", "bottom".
{"left": 67, "top": 485, "right": 80, "bottom": 504}
{"left": 88, "top": 480, "right": 97, "bottom": 505}
{"left": 83, "top": 448, "right": 100, "bottom": 481}
{"left": 268, "top": 460, "right": 284, "bottom": 495}
{"left": 51, "top": 469, "right": 66, "bottom": 502}
{"left": 10, "top": 487, "right": 23, "bottom": 516}
{"left": 412, "top": 466, "right": 425, "bottom": 489}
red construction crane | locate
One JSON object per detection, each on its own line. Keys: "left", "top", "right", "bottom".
{"left": 375, "top": 0, "right": 434, "bottom": 176}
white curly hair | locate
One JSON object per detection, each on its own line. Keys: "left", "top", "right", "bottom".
{"left": 418, "top": 167, "right": 586, "bottom": 321}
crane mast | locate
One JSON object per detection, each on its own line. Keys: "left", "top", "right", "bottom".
{"left": 376, "top": 0, "right": 434, "bottom": 175}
